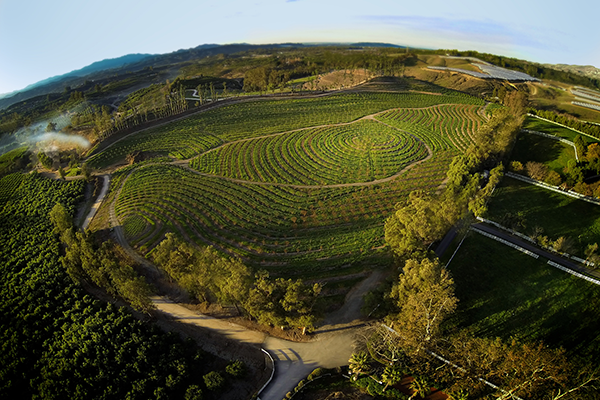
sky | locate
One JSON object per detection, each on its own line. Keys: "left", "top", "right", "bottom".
{"left": 0, "top": 0, "right": 598, "bottom": 94}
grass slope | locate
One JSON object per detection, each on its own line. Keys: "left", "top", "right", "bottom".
{"left": 511, "top": 131, "right": 575, "bottom": 173}
{"left": 447, "top": 233, "right": 600, "bottom": 359}
{"left": 486, "top": 177, "right": 600, "bottom": 256}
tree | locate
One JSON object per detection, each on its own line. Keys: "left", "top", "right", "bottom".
{"left": 81, "top": 163, "right": 92, "bottom": 181}
{"left": 585, "top": 243, "right": 599, "bottom": 265}
{"left": 184, "top": 385, "right": 203, "bottom": 400}
{"left": 381, "top": 365, "right": 403, "bottom": 392}
{"left": 202, "top": 371, "right": 224, "bottom": 391}
{"left": 586, "top": 143, "right": 600, "bottom": 161}
{"left": 574, "top": 135, "right": 587, "bottom": 159}
{"left": 389, "top": 258, "right": 458, "bottom": 352}
{"left": 552, "top": 236, "right": 574, "bottom": 254}
{"left": 525, "top": 161, "right": 549, "bottom": 181}
{"left": 49, "top": 203, "right": 73, "bottom": 236}
{"left": 58, "top": 166, "right": 65, "bottom": 180}
{"left": 545, "top": 170, "right": 563, "bottom": 186}
{"left": 409, "top": 376, "right": 431, "bottom": 399}
{"left": 348, "top": 352, "right": 371, "bottom": 381}
{"left": 385, "top": 191, "right": 453, "bottom": 259}
{"left": 46, "top": 122, "right": 57, "bottom": 132}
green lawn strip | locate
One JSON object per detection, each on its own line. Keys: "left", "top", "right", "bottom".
{"left": 446, "top": 232, "right": 600, "bottom": 359}
{"left": 511, "top": 131, "right": 575, "bottom": 174}
{"left": 485, "top": 176, "right": 600, "bottom": 256}
{"left": 523, "top": 116, "right": 600, "bottom": 144}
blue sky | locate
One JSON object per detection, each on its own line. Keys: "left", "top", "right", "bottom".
{"left": 0, "top": 0, "right": 597, "bottom": 94}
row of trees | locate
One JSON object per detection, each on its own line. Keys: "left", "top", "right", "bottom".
{"left": 153, "top": 233, "right": 322, "bottom": 333}
{"left": 50, "top": 203, "right": 154, "bottom": 312}
{"left": 528, "top": 108, "right": 600, "bottom": 138}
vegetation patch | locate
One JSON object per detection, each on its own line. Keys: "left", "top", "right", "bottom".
{"left": 446, "top": 232, "right": 600, "bottom": 359}
{"left": 485, "top": 176, "right": 600, "bottom": 256}
{"left": 191, "top": 119, "right": 428, "bottom": 185}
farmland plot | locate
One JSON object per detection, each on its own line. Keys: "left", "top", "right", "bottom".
{"left": 87, "top": 91, "right": 484, "bottom": 169}
{"left": 97, "top": 85, "right": 490, "bottom": 279}
{"left": 190, "top": 119, "right": 428, "bottom": 185}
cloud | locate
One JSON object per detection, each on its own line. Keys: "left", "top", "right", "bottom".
{"left": 360, "top": 15, "right": 550, "bottom": 50}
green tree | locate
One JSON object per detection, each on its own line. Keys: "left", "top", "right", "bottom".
{"left": 381, "top": 365, "right": 403, "bottom": 392}
{"left": 385, "top": 191, "right": 452, "bottom": 259}
{"left": 348, "top": 352, "right": 371, "bottom": 381}
{"left": 184, "top": 385, "right": 203, "bottom": 400}
{"left": 389, "top": 258, "right": 457, "bottom": 352}
{"left": 46, "top": 122, "right": 57, "bottom": 132}
{"left": 574, "top": 135, "right": 587, "bottom": 159}
{"left": 409, "top": 376, "right": 431, "bottom": 399}
{"left": 203, "top": 371, "right": 225, "bottom": 391}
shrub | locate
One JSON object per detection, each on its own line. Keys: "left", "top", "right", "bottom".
{"left": 510, "top": 160, "right": 524, "bottom": 172}
{"left": 307, "top": 367, "right": 325, "bottom": 380}
{"left": 203, "top": 371, "right": 225, "bottom": 391}
{"left": 184, "top": 385, "right": 204, "bottom": 400}
{"left": 225, "top": 360, "right": 246, "bottom": 377}
{"left": 544, "top": 170, "right": 562, "bottom": 186}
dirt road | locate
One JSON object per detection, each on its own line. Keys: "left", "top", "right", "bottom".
{"left": 81, "top": 175, "right": 109, "bottom": 230}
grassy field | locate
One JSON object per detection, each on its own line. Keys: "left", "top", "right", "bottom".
{"left": 511, "top": 131, "right": 575, "bottom": 173}
{"left": 485, "top": 177, "right": 600, "bottom": 256}
{"left": 523, "top": 115, "right": 600, "bottom": 143}
{"left": 446, "top": 232, "right": 600, "bottom": 359}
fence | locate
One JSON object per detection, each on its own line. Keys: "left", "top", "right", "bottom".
{"left": 527, "top": 113, "right": 598, "bottom": 142}
{"left": 506, "top": 172, "right": 600, "bottom": 205}
{"left": 257, "top": 348, "right": 275, "bottom": 400}
{"left": 475, "top": 216, "right": 596, "bottom": 268}
{"left": 471, "top": 227, "right": 539, "bottom": 259}
{"left": 521, "top": 129, "right": 578, "bottom": 161}
{"left": 547, "top": 260, "right": 600, "bottom": 286}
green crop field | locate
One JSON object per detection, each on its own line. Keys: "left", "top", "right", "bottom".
{"left": 376, "top": 103, "right": 486, "bottom": 151}
{"left": 446, "top": 233, "right": 600, "bottom": 359}
{"left": 89, "top": 85, "right": 491, "bottom": 282}
{"left": 114, "top": 151, "right": 454, "bottom": 279}
{"left": 486, "top": 177, "right": 600, "bottom": 256}
{"left": 190, "top": 119, "right": 429, "bottom": 185}
{"left": 86, "top": 91, "right": 484, "bottom": 169}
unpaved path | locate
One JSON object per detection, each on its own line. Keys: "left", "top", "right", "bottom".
{"left": 81, "top": 175, "right": 109, "bottom": 230}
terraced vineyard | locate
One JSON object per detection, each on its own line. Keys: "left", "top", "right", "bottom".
{"left": 87, "top": 90, "right": 484, "bottom": 169}
{"left": 190, "top": 119, "right": 429, "bottom": 185}
{"left": 376, "top": 104, "right": 486, "bottom": 151}
{"left": 114, "top": 151, "right": 454, "bottom": 279}
{"left": 95, "top": 83, "right": 491, "bottom": 280}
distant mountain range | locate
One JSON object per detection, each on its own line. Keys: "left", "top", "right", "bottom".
{"left": 0, "top": 42, "right": 404, "bottom": 109}
{"left": 0, "top": 53, "right": 153, "bottom": 100}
